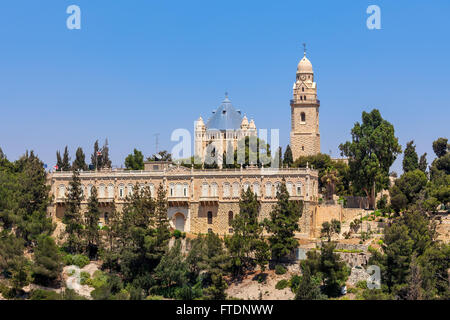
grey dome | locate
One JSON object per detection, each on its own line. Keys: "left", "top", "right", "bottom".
{"left": 205, "top": 96, "right": 243, "bottom": 131}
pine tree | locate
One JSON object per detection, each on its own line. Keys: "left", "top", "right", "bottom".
{"left": 0, "top": 147, "right": 5, "bottom": 160}
{"left": 124, "top": 149, "right": 144, "bottom": 170}
{"left": 85, "top": 186, "right": 101, "bottom": 259}
{"left": 63, "top": 170, "right": 84, "bottom": 254}
{"left": 283, "top": 145, "right": 293, "bottom": 167}
{"left": 418, "top": 153, "right": 428, "bottom": 174}
{"left": 406, "top": 256, "right": 423, "bottom": 300}
{"left": 72, "top": 147, "right": 87, "bottom": 171}
{"left": 403, "top": 140, "right": 419, "bottom": 173}
{"left": 61, "top": 146, "right": 71, "bottom": 171}
{"left": 32, "top": 235, "right": 62, "bottom": 286}
{"left": 265, "top": 180, "right": 302, "bottom": 261}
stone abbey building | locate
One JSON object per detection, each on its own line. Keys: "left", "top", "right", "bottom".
{"left": 48, "top": 51, "right": 322, "bottom": 236}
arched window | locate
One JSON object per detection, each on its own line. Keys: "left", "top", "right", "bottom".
{"left": 286, "top": 182, "right": 293, "bottom": 196}
{"left": 149, "top": 184, "right": 155, "bottom": 197}
{"left": 302, "top": 87, "right": 304, "bottom": 92}
{"left": 232, "top": 182, "right": 240, "bottom": 198}
{"left": 108, "top": 184, "right": 114, "bottom": 198}
{"left": 253, "top": 182, "right": 260, "bottom": 196}
{"left": 296, "top": 183, "right": 302, "bottom": 196}
{"left": 265, "top": 183, "right": 272, "bottom": 198}
{"left": 104, "top": 213, "right": 109, "bottom": 224}
{"left": 275, "top": 181, "right": 281, "bottom": 194}
{"left": 169, "top": 183, "right": 175, "bottom": 197}
{"left": 87, "top": 184, "right": 93, "bottom": 198}
{"left": 223, "top": 183, "right": 230, "bottom": 198}
{"left": 207, "top": 211, "right": 213, "bottom": 224}
{"left": 202, "top": 183, "right": 209, "bottom": 197}
{"left": 228, "top": 211, "right": 233, "bottom": 226}
{"left": 58, "top": 185, "right": 65, "bottom": 198}
{"left": 175, "top": 183, "right": 182, "bottom": 197}
{"left": 304, "top": 95, "right": 306, "bottom": 100}
{"left": 243, "top": 182, "right": 250, "bottom": 192}
{"left": 301, "top": 112, "right": 306, "bottom": 122}
{"left": 118, "top": 184, "right": 125, "bottom": 199}
{"left": 183, "top": 184, "right": 188, "bottom": 197}
{"left": 99, "top": 184, "right": 105, "bottom": 198}
{"left": 211, "top": 183, "right": 218, "bottom": 197}
{"left": 300, "top": 96, "right": 303, "bottom": 101}
{"left": 127, "top": 184, "right": 133, "bottom": 196}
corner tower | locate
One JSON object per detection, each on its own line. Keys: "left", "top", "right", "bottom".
{"left": 290, "top": 47, "right": 320, "bottom": 160}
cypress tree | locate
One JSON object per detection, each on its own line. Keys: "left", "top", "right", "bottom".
{"left": 264, "top": 180, "right": 302, "bottom": 261}
{"left": 91, "top": 140, "right": 101, "bottom": 170}
{"left": 72, "top": 147, "right": 88, "bottom": 171}
{"left": 85, "top": 186, "right": 101, "bottom": 259}
{"left": 61, "top": 146, "right": 71, "bottom": 171}
{"left": 225, "top": 188, "right": 269, "bottom": 277}
{"left": 403, "top": 140, "right": 419, "bottom": 173}
{"left": 102, "top": 138, "right": 112, "bottom": 168}
{"left": 283, "top": 145, "right": 293, "bottom": 167}
{"left": 63, "top": 170, "right": 84, "bottom": 254}
{"left": 418, "top": 153, "right": 428, "bottom": 174}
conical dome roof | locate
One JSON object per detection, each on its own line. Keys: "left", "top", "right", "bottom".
{"left": 205, "top": 95, "right": 243, "bottom": 131}
{"left": 297, "top": 54, "right": 313, "bottom": 74}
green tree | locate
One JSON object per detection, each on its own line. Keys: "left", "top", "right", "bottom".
{"left": 389, "top": 170, "right": 428, "bottom": 213}
{"left": 264, "top": 181, "right": 302, "bottom": 261}
{"left": 32, "top": 235, "right": 62, "bottom": 286}
{"left": 295, "top": 266, "right": 326, "bottom": 300}
{"left": 101, "top": 139, "right": 112, "bottom": 168}
{"left": 402, "top": 140, "right": 419, "bottom": 173}
{"left": 225, "top": 188, "right": 269, "bottom": 277}
{"left": 151, "top": 239, "right": 188, "bottom": 297}
{"left": 85, "top": 186, "right": 101, "bottom": 259}
{"left": 61, "top": 146, "right": 71, "bottom": 171}
{"left": 56, "top": 150, "right": 63, "bottom": 171}
{"left": 321, "top": 167, "right": 339, "bottom": 200}
{"left": 72, "top": 147, "right": 88, "bottom": 171}
{"left": 283, "top": 145, "right": 293, "bottom": 167}
{"left": 63, "top": 170, "right": 84, "bottom": 254}
{"left": 432, "top": 137, "right": 448, "bottom": 158}
{"left": 339, "top": 109, "right": 402, "bottom": 209}
{"left": 0, "top": 147, "right": 5, "bottom": 160}
{"left": 125, "top": 149, "right": 145, "bottom": 170}
{"left": 320, "top": 219, "right": 341, "bottom": 242}
{"left": 418, "top": 153, "right": 428, "bottom": 174}
{"left": 302, "top": 242, "right": 350, "bottom": 297}
{"left": 90, "top": 140, "right": 101, "bottom": 170}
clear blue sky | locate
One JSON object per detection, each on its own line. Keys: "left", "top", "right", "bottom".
{"left": 0, "top": 0, "right": 449, "bottom": 174}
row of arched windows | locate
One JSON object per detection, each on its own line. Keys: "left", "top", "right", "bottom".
{"left": 58, "top": 181, "right": 305, "bottom": 200}
{"left": 58, "top": 183, "right": 156, "bottom": 199}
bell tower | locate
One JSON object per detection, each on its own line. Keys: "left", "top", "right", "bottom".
{"left": 290, "top": 45, "right": 320, "bottom": 160}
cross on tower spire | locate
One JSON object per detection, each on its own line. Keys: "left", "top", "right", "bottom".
{"left": 303, "top": 43, "right": 306, "bottom": 56}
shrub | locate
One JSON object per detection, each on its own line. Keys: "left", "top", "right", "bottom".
{"left": 289, "top": 275, "right": 301, "bottom": 292}
{"left": 63, "top": 254, "right": 90, "bottom": 268}
{"left": 356, "top": 281, "right": 368, "bottom": 289}
{"left": 30, "top": 289, "right": 61, "bottom": 300}
{"left": 80, "top": 271, "right": 90, "bottom": 285}
{"left": 172, "top": 229, "right": 182, "bottom": 239}
{"left": 146, "top": 295, "right": 164, "bottom": 300}
{"left": 275, "top": 265, "right": 287, "bottom": 275}
{"left": 275, "top": 279, "right": 289, "bottom": 290}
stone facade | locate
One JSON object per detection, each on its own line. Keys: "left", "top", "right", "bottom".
{"left": 48, "top": 164, "right": 319, "bottom": 236}
{"left": 290, "top": 51, "right": 321, "bottom": 160}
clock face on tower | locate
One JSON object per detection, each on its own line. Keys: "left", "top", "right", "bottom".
{"left": 300, "top": 74, "right": 306, "bottom": 80}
